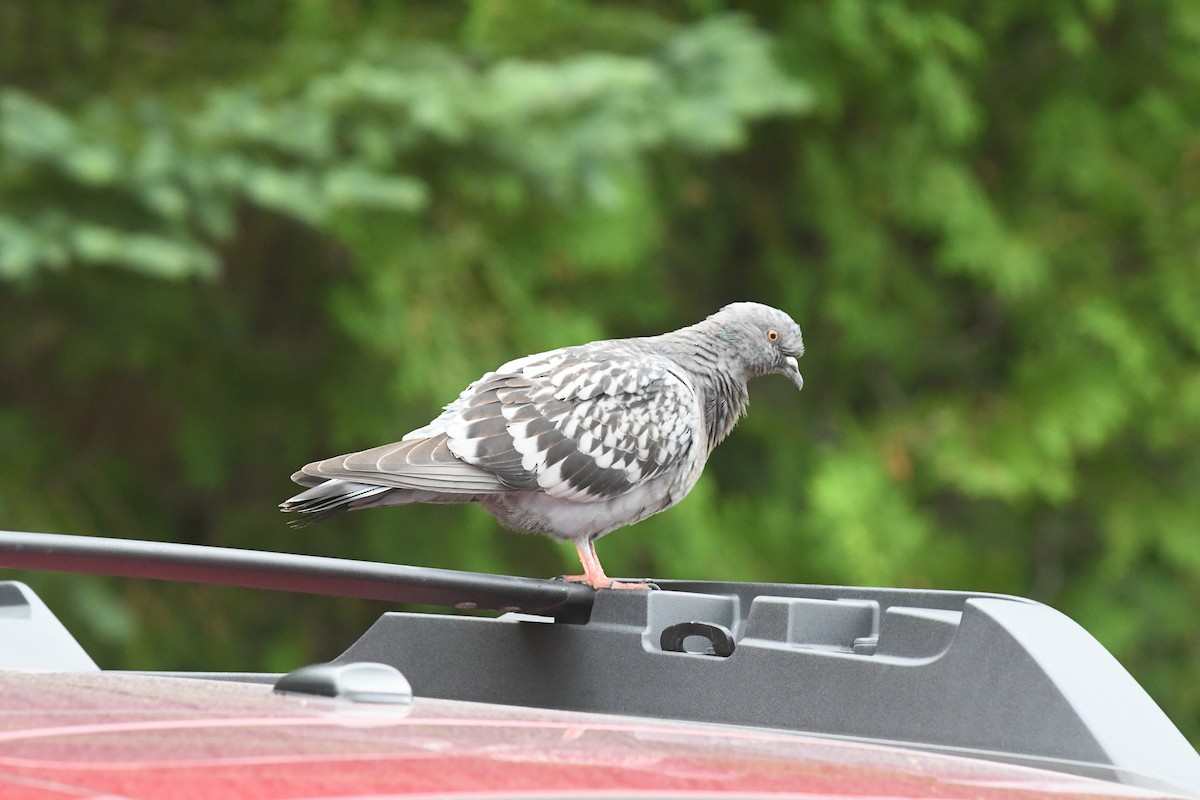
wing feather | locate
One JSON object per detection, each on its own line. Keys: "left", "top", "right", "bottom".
{"left": 292, "top": 344, "right": 698, "bottom": 501}
{"left": 445, "top": 346, "right": 698, "bottom": 502}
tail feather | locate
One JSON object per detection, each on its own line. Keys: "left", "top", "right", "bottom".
{"left": 280, "top": 478, "right": 484, "bottom": 527}
{"left": 280, "top": 480, "right": 391, "bottom": 528}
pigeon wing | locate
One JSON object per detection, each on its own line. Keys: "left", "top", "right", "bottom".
{"left": 292, "top": 347, "right": 698, "bottom": 501}
{"left": 445, "top": 348, "right": 699, "bottom": 502}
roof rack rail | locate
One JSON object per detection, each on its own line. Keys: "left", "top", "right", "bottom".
{"left": 0, "top": 530, "right": 593, "bottom": 620}
{"left": 2, "top": 530, "right": 1198, "bottom": 797}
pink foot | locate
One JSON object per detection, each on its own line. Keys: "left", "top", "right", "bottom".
{"left": 564, "top": 540, "right": 657, "bottom": 590}
{"left": 561, "top": 574, "right": 656, "bottom": 591}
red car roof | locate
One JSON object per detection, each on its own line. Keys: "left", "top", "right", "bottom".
{"left": 0, "top": 672, "right": 1183, "bottom": 800}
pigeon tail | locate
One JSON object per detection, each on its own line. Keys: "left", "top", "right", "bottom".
{"left": 279, "top": 480, "right": 391, "bottom": 527}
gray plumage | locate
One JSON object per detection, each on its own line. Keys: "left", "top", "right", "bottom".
{"left": 281, "top": 302, "right": 805, "bottom": 589}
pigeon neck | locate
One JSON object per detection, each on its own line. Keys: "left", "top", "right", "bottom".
{"left": 651, "top": 323, "right": 751, "bottom": 452}
{"left": 700, "top": 369, "right": 750, "bottom": 451}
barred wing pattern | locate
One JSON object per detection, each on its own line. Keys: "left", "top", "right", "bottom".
{"left": 292, "top": 347, "right": 699, "bottom": 504}
{"left": 425, "top": 348, "right": 698, "bottom": 502}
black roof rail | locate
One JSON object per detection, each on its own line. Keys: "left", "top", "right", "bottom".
{"left": 0, "top": 530, "right": 593, "bottom": 620}
{"left": 2, "top": 530, "right": 1199, "bottom": 797}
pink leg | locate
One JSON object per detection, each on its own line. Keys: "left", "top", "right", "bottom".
{"left": 562, "top": 539, "right": 653, "bottom": 590}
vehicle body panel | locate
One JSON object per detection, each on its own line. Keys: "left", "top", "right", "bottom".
{"left": 0, "top": 673, "right": 1181, "bottom": 800}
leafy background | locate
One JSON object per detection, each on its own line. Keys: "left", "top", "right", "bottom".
{"left": 2, "top": 0, "right": 1198, "bottom": 745}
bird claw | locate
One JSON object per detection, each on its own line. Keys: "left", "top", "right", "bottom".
{"left": 612, "top": 579, "right": 660, "bottom": 591}
{"left": 596, "top": 577, "right": 659, "bottom": 591}
{"left": 553, "top": 574, "right": 659, "bottom": 591}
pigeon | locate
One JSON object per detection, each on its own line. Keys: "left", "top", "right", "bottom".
{"left": 281, "top": 302, "right": 804, "bottom": 589}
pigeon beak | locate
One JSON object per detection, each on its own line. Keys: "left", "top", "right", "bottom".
{"left": 783, "top": 356, "right": 804, "bottom": 391}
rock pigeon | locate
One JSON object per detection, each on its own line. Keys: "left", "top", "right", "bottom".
{"left": 281, "top": 302, "right": 804, "bottom": 589}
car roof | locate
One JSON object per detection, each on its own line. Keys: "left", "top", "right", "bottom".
{"left": 2, "top": 532, "right": 1199, "bottom": 798}
{"left": 0, "top": 671, "right": 1183, "bottom": 800}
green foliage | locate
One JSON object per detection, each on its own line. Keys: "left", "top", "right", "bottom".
{"left": 1, "top": 0, "right": 1199, "bottom": 746}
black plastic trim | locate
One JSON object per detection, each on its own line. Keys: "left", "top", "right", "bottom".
{"left": 0, "top": 530, "right": 593, "bottom": 620}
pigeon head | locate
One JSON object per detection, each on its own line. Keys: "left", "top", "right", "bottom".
{"left": 708, "top": 302, "right": 805, "bottom": 391}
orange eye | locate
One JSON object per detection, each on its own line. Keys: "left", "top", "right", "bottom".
{"left": 767, "top": 328, "right": 780, "bottom": 342}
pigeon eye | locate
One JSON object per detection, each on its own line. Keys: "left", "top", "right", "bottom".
{"left": 766, "top": 328, "right": 780, "bottom": 343}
